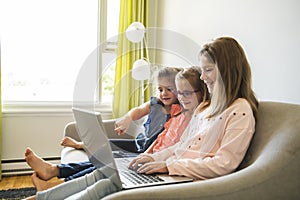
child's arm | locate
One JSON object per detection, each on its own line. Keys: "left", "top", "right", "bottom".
{"left": 115, "top": 101, "right": 151, "bottom": 135}
{"left": 144, "top": 139, "right": 158, "bottom": 154}
{"left": 127, "top": 101, "right": 151, "bottom": 120}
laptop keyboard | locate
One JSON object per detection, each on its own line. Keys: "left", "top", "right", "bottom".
{"left": 113, "top": 151, "right": 139, "bottom": 158}
{"left": 116, "top": 158, "right": 165, "bottom": 185}
{"left": 122, "top": 170, "right": 165, "bottom": 184}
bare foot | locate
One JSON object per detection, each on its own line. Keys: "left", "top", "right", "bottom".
{"left": 60, "top": 137, "right": 83, "bottom": 149}
{"left": 31, "top": 172, "right": 64, "bottom": 191}
{"left": 31, "top": 172, "right": 49, "bottom": 191}
{"left": 25, "top": 147, "right": 59, "bottom": 180}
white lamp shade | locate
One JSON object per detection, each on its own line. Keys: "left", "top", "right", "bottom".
{"left": 125, "top": 22, "right": 146, "bottom": 43}
{"left": 132, "top": 59, "right": 150, "bottom": 80}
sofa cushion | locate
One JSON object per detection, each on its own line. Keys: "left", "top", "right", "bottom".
{"left": 61, "top": 147, "right": 89, "bottom": 164}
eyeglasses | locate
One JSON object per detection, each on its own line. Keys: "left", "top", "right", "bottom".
{"left": 176, "top": 90, "right": 199, "bottom": 98}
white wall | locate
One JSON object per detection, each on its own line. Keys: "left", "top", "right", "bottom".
{"left": 2, "top": 110, "right": 112, "bottom": 161}
{"left": 2, "top": 113, "right": 73, "bottom": 160}
{"left": 156, "top": 0, "right": 300, "bottom": 104}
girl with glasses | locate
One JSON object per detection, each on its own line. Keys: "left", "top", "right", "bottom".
{"left": 145, "top": 67, "right": 209, "bottom": 153}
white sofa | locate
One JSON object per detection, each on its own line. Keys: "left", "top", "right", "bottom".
{"left": 61, "top": 101, "right": 300, "bottom": 200}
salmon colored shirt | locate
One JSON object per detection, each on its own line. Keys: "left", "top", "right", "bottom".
{"left": 152, "top": 104, "right": 191, "bottom": 153}
{"left": 148, "top": 98, "right": 256, "bottom": 180}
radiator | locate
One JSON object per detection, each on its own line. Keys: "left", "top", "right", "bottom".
{"left": 1, "top": 157, "right": 61, "bottom": 176}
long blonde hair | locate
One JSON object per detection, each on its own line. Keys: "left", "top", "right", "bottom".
{"left": 199, "top": 37, "right": 258, "bottom": 120}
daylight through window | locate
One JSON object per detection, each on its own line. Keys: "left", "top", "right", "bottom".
{"left": 0, "top": 0, "right": 119, "bottom": 105}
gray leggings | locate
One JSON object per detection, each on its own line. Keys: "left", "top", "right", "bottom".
{"left": 36, "top": 166, "right": 121, "bottom": 200}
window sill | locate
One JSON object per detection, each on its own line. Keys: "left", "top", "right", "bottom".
{"left": 2, "top": 101, "right": 112, "bottom": 118}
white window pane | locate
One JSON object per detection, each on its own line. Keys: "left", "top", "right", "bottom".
{"left": 0, "top": 0, "right": 98, "bottom": 102}
{"left": 101, "top": 0, "right": 119, "bottom": 103}
{"left": 107, "top": 0, "right": 120, "bottom": 41}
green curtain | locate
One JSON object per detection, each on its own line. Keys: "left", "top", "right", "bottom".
{"left": 113, "top": 0, "right": 150, "bottom": 118}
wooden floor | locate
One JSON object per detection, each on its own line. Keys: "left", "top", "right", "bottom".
{"left": 0, "top": 175, "right": 34, "bottom": 190}
{"left": 0, "top": 175, "right": 60, "bottom": 190}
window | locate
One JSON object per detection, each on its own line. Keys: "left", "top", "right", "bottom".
{"left": 100, "top": 0, "right": 120, "bottom": 103}
{"left": 0, "top": 0, "right": 119, "bottom": 109}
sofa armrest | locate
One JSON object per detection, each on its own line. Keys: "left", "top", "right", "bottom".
{"left": 102, "top": 119, "right": 135, "bottom": 139}
{"left": 64, "top": 121, "right": 81, "bottom": 141}
{"left": 63, "top": 119, "right": 136, "bottom": 142}
{"left": 61, "top": 118, "right": 140, "bottom": 163}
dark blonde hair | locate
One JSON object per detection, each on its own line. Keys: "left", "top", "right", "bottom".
{"left": 175, "top": 67, "right": 209, "bottom": 111}
{"left": 199, "top": 37, "right": 258, "bottom": 120}
{"left": 157, "top": 66, "right": 182, "bottom": 83}
{"left": 151, "top": 66, "right": 182, "bottom": 95}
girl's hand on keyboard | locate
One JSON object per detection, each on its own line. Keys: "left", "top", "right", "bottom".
{"left": 137, "top": 161, "right": 168, "bottom": 174}
{"left": 128, "top": 155, "right": 154, "bottom": 171}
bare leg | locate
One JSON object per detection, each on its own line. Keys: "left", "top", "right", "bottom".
{"left": 60, "top": 136, "right": 83, "bottom": 149}
{"left": 31, "top": 172, "right": 64, "bottom": 191}
{"left": 25, "top": 147, "right": 59, "bottom": 180}
{"left": 24, "top": 195, "right": 36, "bottom": 200}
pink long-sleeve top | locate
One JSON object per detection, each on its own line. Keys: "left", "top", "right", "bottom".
{"left": 152, "top": 105, "right": 191, "bottom": 153}
{"left": 148, "top": 98, "right": 256, "bottom": 180}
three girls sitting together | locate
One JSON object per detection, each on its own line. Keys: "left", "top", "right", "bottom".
{"left": 25, "top": 36, "right": 258, "bottom": 200}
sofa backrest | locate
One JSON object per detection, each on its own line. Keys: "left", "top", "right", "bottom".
{"left": 237, "top": 101, "right": 300, "bottom": 170}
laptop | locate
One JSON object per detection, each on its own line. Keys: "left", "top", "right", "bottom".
{"left": 72, "top": 107, "right": 193, "bottom": 190}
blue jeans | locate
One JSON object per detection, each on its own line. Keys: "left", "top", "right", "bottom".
{"left": 58, "top": 139, "right": 138, "bottom": 181}
{"left": 58, "top": 161, "right": 96, "bottom": 181}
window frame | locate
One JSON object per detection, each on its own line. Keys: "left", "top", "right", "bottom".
{"left": 2, "top": 0, "right": 117, "bottom": 114}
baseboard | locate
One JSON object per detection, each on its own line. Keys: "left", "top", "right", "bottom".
{"left": 1, "top": 157, "right": 61, "bottom": 176}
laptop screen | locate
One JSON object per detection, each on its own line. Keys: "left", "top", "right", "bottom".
{"left": 72, "top": 107, "right": 123, "bottom": 190}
